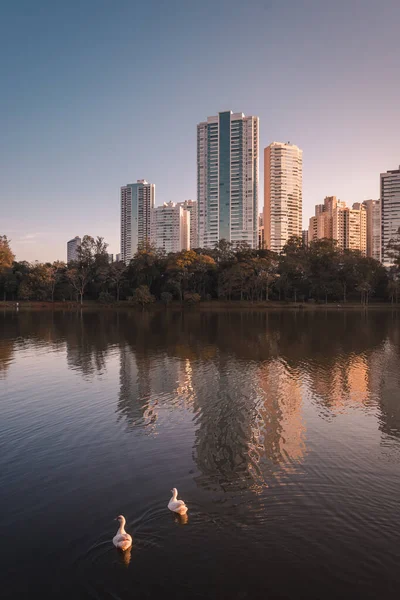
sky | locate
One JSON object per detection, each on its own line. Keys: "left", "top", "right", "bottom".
{"left": 1, "top": 0, "right": 399, "bottom": 262}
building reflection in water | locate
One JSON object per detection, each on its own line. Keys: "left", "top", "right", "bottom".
{"left": 2, "top": 309, "right": 400, "bottom": 492}
{"left": 113, "top": 310, "right": 400, "bottom": 493}
{"left": 258, "top": 359, "right": 306, "bottom": 465}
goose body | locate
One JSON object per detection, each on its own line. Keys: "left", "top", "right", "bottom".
{"left": 168, "top": 488, "right": 188, "bottom": 515}
{"left": 113, "top": 515, "right": 132, "bottom": 551}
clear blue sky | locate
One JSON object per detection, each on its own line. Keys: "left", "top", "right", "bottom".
{"left": 1, "top": 0, "right": 399, "bottom": 262}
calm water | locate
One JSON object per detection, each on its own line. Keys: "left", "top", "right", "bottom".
{"left": 1, "top": 310, "right": 400, "bottom": 599}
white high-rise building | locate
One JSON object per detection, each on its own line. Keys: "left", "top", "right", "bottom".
{"left": 264, "top": 142, "right": 303, "bottom": 253}
{"left": 67, "top": 236, "right": 81, "bottom": 263}
{"left": 150, "top": 202, "right": 190, "bottom": 254}
{"left": 381, "top": 166, "right": 400, "bottom": 266}
{"left": 197, "top": 111, "right": 259, "bottom": 248}
{"left": 177, "top": 200, "right": 198, "bottom": 248}
{"left": 121, "top": 180, "right": 155, "bottom": 264}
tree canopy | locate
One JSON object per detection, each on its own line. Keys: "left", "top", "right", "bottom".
{"left": 0, "top": 234, "right": 394, "bottom": 305}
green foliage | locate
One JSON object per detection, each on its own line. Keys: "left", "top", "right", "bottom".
{"left": 99, "top": 291, "right": 115, "bottom": 304}
{"left": 129, "top": 285, "right": 155, "bottom": 308}
{"left": 0, "top": 233, "right": 393, "bottom": 305}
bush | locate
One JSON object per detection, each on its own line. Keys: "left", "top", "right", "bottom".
{"left": 98, "top": 291, "right": 115, "bottom": 304}
{"left": 184, "top": 292, "right": 201, "bottom": 304}
{"left": 130, "top": 285, "right": 155, "bottom": 308}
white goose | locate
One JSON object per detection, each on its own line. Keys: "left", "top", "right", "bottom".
{"left": 168, "top": 487, "right": 188, "bottom": 515}
{"left": 113, "top": 515, "right": 132, "bottom": 551}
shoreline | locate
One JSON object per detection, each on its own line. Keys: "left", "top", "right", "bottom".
{"left": 1, "top": 300, "right": 400, "bottom": 312}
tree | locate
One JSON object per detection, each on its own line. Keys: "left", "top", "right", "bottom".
{"left": 385, "top": 227, "right": 400, "bottom": 272}
{"left": 68, "top": 235, "right": 109, "bottom": 303}
{"left": 107, "top": 261, "right": 127, "bottom": 302}
{"left": 130, "top": 285, "right": 155, "bottom": 309}
{"left": 387, "top": 276, "right": 400, "bottom": 304}
{"left": 353, "top": 255, "right": 386, "bottom": 305}
{"left": 67, "top": 267, "right": 90, "bottom": 304}
{"left": 307, "top": 239, "right": 340, "bottom": 302}
{"left": 47, "top": 261, "right": 65, "bottom": 302}
{"left": 128, "top": 244, "right": 164, "bottom": 290}
{"left": 279, "top": 236, "right": 308, "bottom": 301}
{"left": 0, "top": 236, "right": 14, "bottom": 272}
{"left": 161, "top": 291, "right": 173, "bottom": 306}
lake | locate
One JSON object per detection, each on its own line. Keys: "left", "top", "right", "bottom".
{"left": 1, "top": 309, "right": 400, "bottom": 599}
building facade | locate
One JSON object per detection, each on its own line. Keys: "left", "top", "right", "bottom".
{"left": 258, "top": 213, "right": 265, "bottom": 249}
{"left": 197, "top": 111, "right": 259, "bottom": 249}
{"left": 308, "top": 216, "right": 318, "bottom": 243}
{"left": 121, "top": 180, "right": 155, "bottom": 264}
{"left": 302, "top": 230, "right": 309, "bottom": 247}
{"left": 177, "top": 200, "right": 198, "bottom": 248}
{"left": 67, "top": 236, "right": 81, "bottom": 263}
{"left": 362, "top": 200, "right": 381, "bottom": 261}
{"left": 150, "top": 202, "right": 190, "bottom": 254}
{"left": 264, "top": 142, "right": 303, "bottom": 253}
{"left": 381, "top": 166, "right": 400, "bottom": 266}
{"left": 308, "top": 196, "right": 366, "bottom": 254}
{"left": 308, "top": 196, "right": 345, "bottom": 244}
{"left": 332, "top": 202, "right": 367, "bottom": 254}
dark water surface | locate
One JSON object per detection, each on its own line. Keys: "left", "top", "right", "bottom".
{"left": 1, "top": 310, "right": 400, "bottom": 599}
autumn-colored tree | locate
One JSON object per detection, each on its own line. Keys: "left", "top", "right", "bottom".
{"left": 0, "top": 236, "right": 14, "bottom": 272}
{"left": 130, "top": 285, "right": 155, "bottom": 309}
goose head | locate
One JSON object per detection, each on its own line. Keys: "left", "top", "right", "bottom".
{"left": 116, "top": 515, "right": 126, "bottom": 526}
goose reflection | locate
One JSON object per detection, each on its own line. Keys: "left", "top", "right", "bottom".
{"left": 174, "top": 513, "right": 189, "bottom": 525}
{"left": 118, "top": 546, "right": 132, "bottom": 567}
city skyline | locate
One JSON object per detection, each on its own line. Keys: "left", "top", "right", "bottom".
{"left": 1, "top": 1, "right": 399, "bottom": 262}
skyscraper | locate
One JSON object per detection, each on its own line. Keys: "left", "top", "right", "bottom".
{"left": 381, "top": 166, "right": 400, "bottom": 266}
{"left": 197, "top": 111, "right": 259, "bottom": 248}
{"left": 120, "top": 180, "right": 155, "bottom": 264}
{"left": 67, "top": 236, "right": 81, "bottom": 263}
{"left": 177, "top": 200, "right": 198, "bottom": 248}
{"left": 150, "top": 202, "right": 190, "bottom": 253}
{"left": 264, "top": 142, "right": 303, "bottom": 253}
{"left": 362, "top": 200, "right": 381, "bottom": 262}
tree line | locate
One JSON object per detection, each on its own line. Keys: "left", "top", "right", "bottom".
{"left": 1, "top": 233, "right": 400, "bottom": 306}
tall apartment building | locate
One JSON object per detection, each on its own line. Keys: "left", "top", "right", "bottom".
{"left": 197, "top": 110, "right": 259, "bottom": 248}
{"left": 120, "top": 180, "right": 155, "bottom": 264}
{"left": 308, "top": 196, "right": 345, "bottom": 243}
{"left": 381, "top": 166, "right": 400, "bottom": 266}
{"left": 302, "top": 230, "right": 309, "bottom": 247}
{"left": 150, "top": 202, "right": 190, "bottom": 254}
{"left": 308, "top": 196, "right": 366, "bottom": 254}
{"left": 177, "top": 200, "right": 198, "bottom": 248}
{"left": 308, "top": 216, "right": 317, "bottom": 242}
{"left": 264, "top": 142, "right": 303, "bottom": 253}
{"left": 362, "top": 200, "right": 381, "bottom": 261}
{"left": 67, "top": 236, "right": 81, "bottom": 263}
{"left": 332, "top": 202, "right": 367, "bottom": 254}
